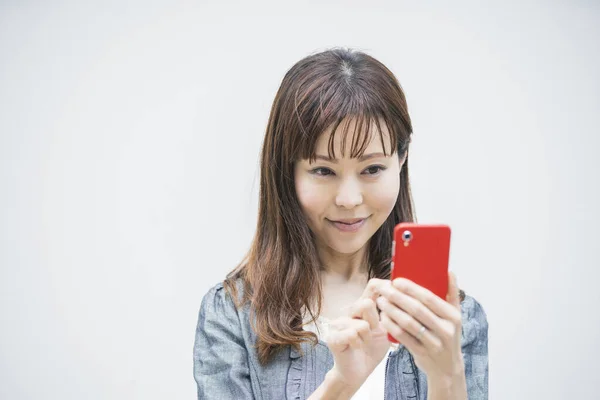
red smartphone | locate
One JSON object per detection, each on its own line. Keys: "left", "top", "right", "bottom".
{"left": 388, "top": 223, "right": 451, "bottom": 344}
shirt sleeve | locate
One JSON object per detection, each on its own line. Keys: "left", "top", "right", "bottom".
{"left": 193, "top": 283, "right": 255, "bottom": 399}
{"left": 461, "top": 295, "right": 489, "bottom": 400}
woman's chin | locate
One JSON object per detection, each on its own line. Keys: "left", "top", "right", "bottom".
{"left": 326, "top": 238, "right": 369, "bottom": 256}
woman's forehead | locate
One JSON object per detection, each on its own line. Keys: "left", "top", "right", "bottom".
{"left": 313, "top": 117, "right": 394, "bottom": 158}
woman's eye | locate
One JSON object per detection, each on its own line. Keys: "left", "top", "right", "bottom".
{"left": 311, "top": 167, "right": 335, "bottom": 176}
{"left": 363, "top": 165, "right": 386, "bottom": 175}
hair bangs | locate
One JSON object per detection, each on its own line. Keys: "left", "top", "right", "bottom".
{"left": 299, "top": 104, "right": 403, "bottom": 164}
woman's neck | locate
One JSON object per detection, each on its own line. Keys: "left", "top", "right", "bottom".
{"left": 309, "top": 244, "right": 370, "bottom": 320}
{"left": 317, "top": 243, "right": 369, "bottom": 283}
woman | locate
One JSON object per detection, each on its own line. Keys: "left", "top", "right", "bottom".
{"left": 193, "top": 48, "right": 488, "bottom": 399}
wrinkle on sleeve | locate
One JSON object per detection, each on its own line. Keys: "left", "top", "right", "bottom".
{"left": 193, "top": 283, "right": 255, "bottom": 399}
{"left": 460, "top": 295, "right": 489, "bottom": 400}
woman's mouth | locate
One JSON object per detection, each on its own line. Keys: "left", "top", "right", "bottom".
{"left": 327, "top": 217, "right": 368, "bottom": 233}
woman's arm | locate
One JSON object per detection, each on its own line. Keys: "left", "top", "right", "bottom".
{"left": 309, "top": 280, "right": 395, "bottom": 400}
{"left": 376, "top": 274, "right": 488, "bottom": 400}
{"left": 307, "top": 369, "right": 358, "bottom": 400}
{"left": 459, "top": 295, "right": 489, "bottom": 399}
{"left": 426, "top": 363, "right": 468, "bottom": 400}
{"left": 193, "top": 284, "right": 255, "bottom": 399}
{"left": 426, "top": 294, "right": 489, "bottom": 400}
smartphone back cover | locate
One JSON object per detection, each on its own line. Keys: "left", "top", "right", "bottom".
{"left": 391, "top": 223, "right": 451, "bottom": 300}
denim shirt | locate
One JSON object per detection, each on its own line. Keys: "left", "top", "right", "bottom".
{"left": 193, "top": 280, "right": 488, "bottom": 399}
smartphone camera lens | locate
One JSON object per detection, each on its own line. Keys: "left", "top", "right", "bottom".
{"left": 402, "top": 230, "right": 412, "bottom": 242}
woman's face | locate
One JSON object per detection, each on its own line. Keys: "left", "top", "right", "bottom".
{"left": 294, "top": 119, "right": 405, "bottom": 257}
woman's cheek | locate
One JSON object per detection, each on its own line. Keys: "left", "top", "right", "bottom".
{"left": 379, "top": 172, "right": 400, "bottom": 203}
{"left": 296, "top": 179, "right": 313, "bottom": 207}
{"left": 295, "top": 178, "right": 325, "bottom": 220}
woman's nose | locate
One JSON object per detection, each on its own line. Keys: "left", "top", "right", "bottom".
{"left": 335, "top": 178, "right": 363, "bottom": 209}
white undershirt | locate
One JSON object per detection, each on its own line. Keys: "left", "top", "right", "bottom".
{"left": 303, "top": 314, "right": 397, "bottom": 399}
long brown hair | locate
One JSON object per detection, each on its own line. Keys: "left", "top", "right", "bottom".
{"left": 224, "top": 48, "right": 415, "bottom": 365}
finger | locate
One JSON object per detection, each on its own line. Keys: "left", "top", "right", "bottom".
{"left": 392, "top": 278, "right": 460, "bottom": 324}
{"left": 329, "top": 316, "right": 354, "bottom": 331}
{"left": 360, "top": 278, "right": 391, "bottom": 301}
{"left": 446, "top": 271, "right": 461, "bottom": 310}
{"left": 380, "top": 312, "right": 426, "bottom": 357}
{"left": 328, "top": 321, "right": 370, "bottom": 352}
{"left": 363, "top": 300, "right": 383, "bottom": 333}
{"left": 327, "top": 320, "right": 359, "bottom": 352}
{"left": 342, "top": 329, "right": 363, "bottom": 350}
{"left": 376, "top": 296, "right": 442, "bottom": 351}
{"left": 376, "top": 282, "right": 442, "bottom": 335}
{"left": 350, "top": 298, "right": 380, "bottom": 331}
{"left": 327, "top": 330, "right": 353, "bottom": 353}
{"left": 329, "top": 317, "right": 371, "bottom": 343}
{"left": 350, "top": 319, "right": 372, "bottom": 343}
{"left": 377, "top": 289, "right": 459, "bottom": 347}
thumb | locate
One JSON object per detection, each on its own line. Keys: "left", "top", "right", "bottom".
{"left": 446, "top": 271, "right": 461, "bottom": 309}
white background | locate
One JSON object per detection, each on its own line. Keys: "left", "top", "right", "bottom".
{"left": 1, "top": 1, "right": 599, "bottom": 399}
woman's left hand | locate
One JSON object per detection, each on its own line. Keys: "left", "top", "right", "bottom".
{"left": 375, "top": 272, "right": 465, "bottom": 382}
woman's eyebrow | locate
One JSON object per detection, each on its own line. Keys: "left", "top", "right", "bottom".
{"left": 314, "top": 152, "right": 387, "bottom": 163}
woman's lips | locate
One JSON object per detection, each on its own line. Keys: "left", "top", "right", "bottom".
{"left": 328, "top": 217, "right": 368, "bottom": 232}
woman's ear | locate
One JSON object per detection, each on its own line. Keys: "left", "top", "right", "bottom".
{"left": 398, "top": 150, "right": 408, "bottom": 169}
{"left": 397, "top": 135, "right": 411, "bottom": 169}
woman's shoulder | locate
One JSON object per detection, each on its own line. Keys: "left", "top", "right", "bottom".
{"left": 199, "top": 278, "right": 248, "bottom": 317}
{"left": 460, "top": 292, "right": 487, "bottom": 318}
{"left": 459, "top": 292, "right": 489, "bottom": 350}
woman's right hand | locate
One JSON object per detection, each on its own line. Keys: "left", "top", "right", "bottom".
{"left": 324, "top": 278, "right": 391, "bottom": 393}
